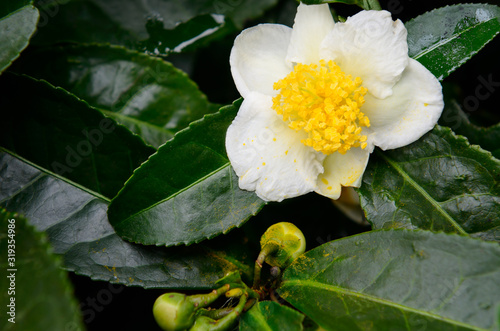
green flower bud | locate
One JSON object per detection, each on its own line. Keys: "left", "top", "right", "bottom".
{"left": 253, "top": 222, "right": 306, "bottom": 288}
{"left": 153, "top": 286, "right": 232, "bottom": 330}
{"left": 260, "top": 222, "right": 306, "bottom": 268}
{"left": 153, "top": 293, "right": 196, "bottom": 331}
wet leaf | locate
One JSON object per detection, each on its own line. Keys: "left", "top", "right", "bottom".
{"left": 0, "top": 209, "right": 84, "bottom": 331}
{"left": 0, "top": 1, "right": 38, "bottom": 74}
{"left": 108, "top": 99, "right": 266, "bottom": 246}
{"left": 33, "top": 0, "right": 279, "bottom": 54}
{"left": 357, "top": 125, "right": 500, "bottom": 243}
{"left": 0, "top": 73, "right": 154, "bottom": 198}
{"left": 0, "top": 151, "right": 257, "bottom": 288}
{"left": 139, "top": 13, "right": 236, "bottom": 56}
{"left": 279, "top": 230, "right": 500, "bottom": 331}
{"left": 13, "top": 44, "right": 217, "bottom": 147}
{"left": 406, "top": 4, "right": 500, "bottom": 81}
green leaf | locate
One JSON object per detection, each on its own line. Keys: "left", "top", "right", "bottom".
{"left": 0, "top": 209, "right": 84, "bottom": 331}
{"left": 108, "top": 99, "right": 266, "bottom": 246}
{"left": 439, "top": 98, "right": 500, "bottom": 159}
{"left": 357, "top": 125, "right": 500, "bottom": 243}
{"left": 498, "top": 306, "right": 500, "bottom": 329}
{"left": 33, "top": 0, "right": 278, "bottom": 53}
{"left": 406, "top": 4, "right": 500, "bottom": 81}
{"left": 139, "top": 13, "right": 236, "bottom": 56}
{"left": 0, "top": 73, "right": 154, "bottom": 199}
{"left": 240, "top": 301, "right": 305, "bottom": 331}
{"left": 13, "top": 44, "right": 217, "bottom": 147}
{"left": 279, "top": 229, "right": 500, "bottom": 331}
{"left": 298, "top": 0, "right": 381, "bottom": 10}
{"left": 0, "top": 3, "right": 39, "bottom": 74}
{"left": 0, "top": 150, "right": 257, "bottom": 288}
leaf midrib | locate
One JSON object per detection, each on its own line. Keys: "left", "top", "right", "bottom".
{"left": 411, "top": 16, "right": 498, "bottom": 61}
{"left": 377, "top": 151, "right": 467, "bottom": 235}
{"left": 119, "top": 162, "right": 231, "bottom": 224}
{"left": 0, "top": 148, "right": 110, "bottom": 203}
{"left": 281, "top": 279, "right": 486, "bottom": 331}
{"left": 101, "top": 109, "right": 174, "bottom": 136}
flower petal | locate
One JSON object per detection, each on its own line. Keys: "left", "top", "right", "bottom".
{"left": 230, "top": 24, "right": 292, "bottom": 97}
{"left": 363, "top": 58, "right": 444, "bottom": 150}
{"left": 315, "top": 147, "right": 371, "bottom": 200}
{"left": 226, "top": 92, "right": 325, "bottom": 201}
{"left": 286, "top": 3, "right": 335, "bottom": 65}
{"left": 320, "top": 10, "right": 408, "bottom": 99}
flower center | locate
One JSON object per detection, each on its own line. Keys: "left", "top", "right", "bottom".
{"left": 272, "top": 60, "right": 370, "bottom": 155}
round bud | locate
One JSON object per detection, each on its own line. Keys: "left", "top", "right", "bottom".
{"left": 260, "top": 222, "right": 306, "bottom": 268}
{"left": 225, "top": 288, "right": 244, "bottom": 298}
{"left": 153, "top": 293, "right": 196, "bottom": 331}
{"left": 270, "top": 266, "right": 281, "bottom": 278}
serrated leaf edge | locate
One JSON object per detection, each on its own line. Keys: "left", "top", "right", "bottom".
{"left": 108, "top": 99, "right": 266, "bottom": 248}
{"left": 0, "top": 147, "right": 110, "bottom": 203}
{"left": 0, "top": 5, "right": 39, "bottom": 74}
{"left": 406, "top": 3, "right": 500, "bottom": 80}
{"left": 360, "top": 125, "right": 500, "bottom": 237}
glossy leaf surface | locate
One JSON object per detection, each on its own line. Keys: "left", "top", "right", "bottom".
{"left": 0, "top": 73, "right": 154, "bottom": 199}
{"left": 0, "top": 2, "right": 38, "bottom": 73}
{"left": 14, "top": 44, "right": 216, "bottom": 147}
{"left": 108, "top": 100, "right": 266, "bottom": 246}
{"left": 0, "top": 209, "right": 84, "bottom": 331}
{"left": 407, "top": 4, "right": 500, "bottom": 80}
{"left": 240, "top": 301, "right": 305, "bottom": 331}
{"left": 139, "top": 13, "right": 235, "bottom": 55}
{"left": 279, "top": 230, "right": 500, "bottom": 331}
{"left": 357, "top": 125, "right": 500, "bottom": 243}
{"left": 33, "top": 0, "right": 278, "bottom": 54}
{"left": 0, "top": 151, "right": 256, "bottom": 288}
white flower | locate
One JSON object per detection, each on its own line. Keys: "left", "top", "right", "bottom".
{"left": 226, "top": 3, "right": 443, "bottom": 202}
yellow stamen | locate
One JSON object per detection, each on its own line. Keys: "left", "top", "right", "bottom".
{"left": 272, "top": 60, "right": 370, "bottom": 155}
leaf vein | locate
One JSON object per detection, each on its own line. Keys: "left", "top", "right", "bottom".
{"left": 119, "top": 163, "right": 231, "bottom": 225}
{"left": 412, "top": 17, "right": 498, "bottom": 61}
{"left": 283, "top": 279, "right": 488, "bottom": 331}
{"left": 378, "top": 151, "right": 467, "bottom": 235}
